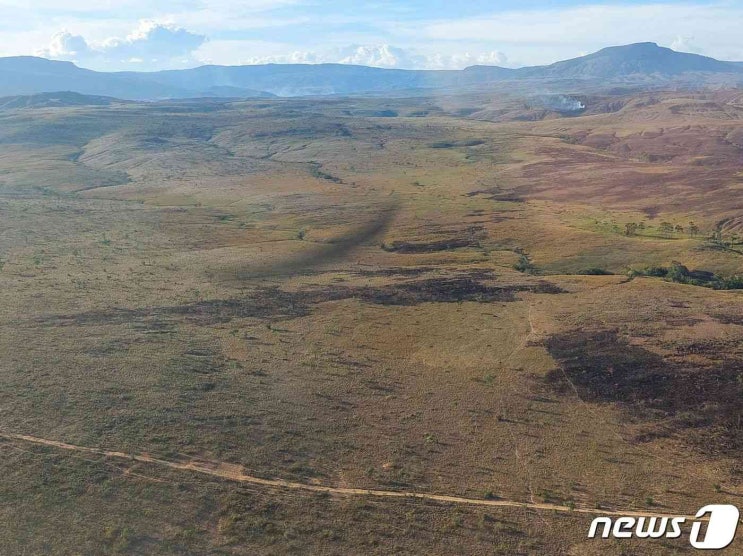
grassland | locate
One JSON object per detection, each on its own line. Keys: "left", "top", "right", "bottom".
{"left": 2, "top": 90, "right": 743, "bottom": 554}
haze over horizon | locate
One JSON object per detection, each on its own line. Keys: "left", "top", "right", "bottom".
{"left": 2, "top": 1, "right": 743, "bottom": 72}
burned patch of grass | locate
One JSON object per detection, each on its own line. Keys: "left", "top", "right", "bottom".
{"left": 429, "top": 139, "right": 485, "bottom": 149}
{"left": 345, "top": 277, "right": 561, "bottom": 305}
{"left": 466, "top": 187, "right": 524, "bottom": 203}
{"left": 382, "top": 227, "right": 487, "bottom": 254}
{"left": 381, "top": 238, "right": 479, "bottom": 253}
{"left": 670, "top": 338, "right": 742, "bottom": 358}
{"left": 353, "top": 266, "right": 435, "bottom": 277}
{"left": 40, "top": 276, "right": 563, "bottom": 329}
{"left": 545, "top": 330, "right": 743, "bottom": 455}
{"left": 713, "top": 313, "right": 743, "bottom": 326}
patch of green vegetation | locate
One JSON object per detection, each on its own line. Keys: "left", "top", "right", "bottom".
{"left": 576, "top": 267, "right": 613, "bottom": 275}
{"left": 629, "top": 261, "right": 743, "bottom": 289}
{"left": 513, "top": 253, "right": 537, "bottom": 274}
{"left": 309, "top": 163, "right": 343, "bottom": 184}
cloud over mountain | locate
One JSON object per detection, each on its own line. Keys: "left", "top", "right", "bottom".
{"left": 242, "top": 44, "right": 509, "bottom": 70}
{"left": 4, "top": 1, "right": 743, "bottom": 71}
{"left": 38, "top": 21, "right": 206, "bottom": 70}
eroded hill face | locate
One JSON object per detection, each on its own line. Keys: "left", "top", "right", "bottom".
{"left": 2, "top": 90, "right": 743, "bottom": 554}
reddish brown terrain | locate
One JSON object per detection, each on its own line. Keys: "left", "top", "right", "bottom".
{"left": 1, "top": 89, "right": 743, "bottom": 553}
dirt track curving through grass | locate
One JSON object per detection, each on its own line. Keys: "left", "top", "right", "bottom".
{"left": 0, "top": 431, "right": 700, "bottom": 520}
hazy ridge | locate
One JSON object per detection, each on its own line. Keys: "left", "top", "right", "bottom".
{"left": 1, "top": 42, "right": 742, "bottom": 100}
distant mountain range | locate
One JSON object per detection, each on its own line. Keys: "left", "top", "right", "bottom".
{"left": 1, "top": 43, "right": 742, "bottom": 101}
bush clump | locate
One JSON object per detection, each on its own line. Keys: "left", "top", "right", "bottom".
{"left": 628, "top": 261, "right": 743, "bottom": 290}
{"left": 513, "top": 254, "right": 537, "bottom": 274}
{"left": 577, "top": 267, "right": 613, "bottom": 276}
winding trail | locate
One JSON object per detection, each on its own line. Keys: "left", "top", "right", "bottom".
{"left": 0, "top": 431, "right": 699, "bottom": 520}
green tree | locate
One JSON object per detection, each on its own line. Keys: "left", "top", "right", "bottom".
{"left": 659, "top": 222, "right": 674, "bottom": 237}
{"left": 513, "top": 254, "right": 536, "bottom": 274}
{"left": 624, "top": 222, "right": 638, "bottom": 236}
{"left": 667, "top": 261, "right": 690, "bottom": 283}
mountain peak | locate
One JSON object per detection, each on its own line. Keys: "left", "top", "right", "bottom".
{"left": 531, "top": 41, "right": 742, "bottom": 79}
{"left": 1, "top": 43, "right": 742, "bottom": 100}
{"left": 600, "top": 42, "right": 660, "bottom": 51}
{"left": 591, "top": 42, "right": 673, "bottom": 58}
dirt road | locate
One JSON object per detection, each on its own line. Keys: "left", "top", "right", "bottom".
{"left": 0, "top": 431, "right": 700, "bottom": 520}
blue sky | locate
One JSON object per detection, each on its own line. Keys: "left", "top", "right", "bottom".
{"left": 1, "top": 1, "right": 742, "bottom": 71}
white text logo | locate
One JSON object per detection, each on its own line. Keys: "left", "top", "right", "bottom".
{"left": 588, "top": 504, "right": 739, "bottom": 550}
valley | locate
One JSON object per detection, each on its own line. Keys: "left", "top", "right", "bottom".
{"left": 2, "top": 87, "right": 743, "bottom": 554}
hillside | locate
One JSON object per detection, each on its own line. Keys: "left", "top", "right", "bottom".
{"left": 3, "top": 89, "right": 743, "bottom": 554}
{"left": 1, "top": 43, "right": 742, "bottom": 100}
{"left": 0, "top": 91, "right": 121, "bottom": 110}
{"left": 520, "top": 42, "right": 742, "bottom": 79}
{"left": 0, "top": 56, "right": 192, "bottom": 99}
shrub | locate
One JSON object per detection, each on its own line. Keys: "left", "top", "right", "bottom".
{"left": 719, "top": 276, "right": 743, "bottom": 290}
{"left": 644, "top": 266, "right": 669, "bottom": 277}
{"left": 667, "top": 261, "right": 691, "bottom": 283}
{"left": 513, "top": 254, "right": 536, "bottom": 274}
{"left": 578, "top": 267, "right": 613, "bottom": 275}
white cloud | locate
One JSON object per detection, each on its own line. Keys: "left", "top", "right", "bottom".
{"left": 409, "top": 3, "right": 743, "bottom": 65}
{"left": 193, "top": 39, "right": 292, "bottom": 66}
{"left": 236, "top": 44, "right": 510, "bottom": 70}
{"left": 244, "top": 50, "right": 320, "bottom": 65}
{"left": 670, "top": 35, "right": 703, "bottom": 55}
{"left": 100, "top": 20, "right": 206, "bottom": 59}
{"left": 425, "top": 51, "right": 509, "bottom": 70}
{"left": 37, "top": 20, "right": 206, "bottom": 70}
{"left": 44, "top": 31, "right": 91, "bottom": 58}
{"left": 11, "top": 2, "right": 743, "bottom": 71}
{"left": 337, "top": 44, "right": 411, "bottom": 67}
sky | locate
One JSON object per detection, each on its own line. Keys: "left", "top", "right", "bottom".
{"left": 1, "top": 1, "right": 743, "bottom": 71}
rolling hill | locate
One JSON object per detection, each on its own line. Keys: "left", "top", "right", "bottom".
{"left": 4, "top": 86, "right": 743, "bottom": 554}
{"left": 518, "top": 42, "right": 741, "bottom": 78}
{"left": 0, "top": 43, "right": 741, "bottom": 100}
{"left": 0, "top": 91, "right": 121, "bottom": 110}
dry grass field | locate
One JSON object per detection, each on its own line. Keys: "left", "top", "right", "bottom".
{"left": 2, "top": 90, "right": 743, "bottom": 554}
